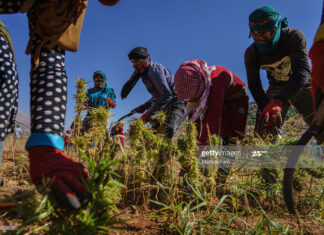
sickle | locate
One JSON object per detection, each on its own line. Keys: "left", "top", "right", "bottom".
{"left": 283, "top": 98, "right": 324, "bottom": 214}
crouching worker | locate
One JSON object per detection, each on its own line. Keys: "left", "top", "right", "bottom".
{"left": 121, "top": 47, "right": 185, "bottom": 138}
{"left": 83, "top": 71, "right": 116, "bottom": 132}
{"left": 245, "top": 6, "right": 315, "bottom": 140}
{"left": 174, "top": 59, "right": 249, "bottom": 182}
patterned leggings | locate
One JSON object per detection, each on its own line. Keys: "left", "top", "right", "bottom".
{"left": 0, "top": 35, "right": 18, "bottom": 141}
{"left": 0, "top": 0, "right": 67, "bottom": 137}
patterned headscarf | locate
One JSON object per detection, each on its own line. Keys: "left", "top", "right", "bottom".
{"left": 249, "top": 6, "right": 288, "bottom": 53}
{"left": 174, "top": 59, "right": 216, "bottom": 122}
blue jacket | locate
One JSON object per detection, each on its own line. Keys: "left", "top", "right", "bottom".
{"left": 141, "top": 61, "right": 177, "bottom": 114}
{"left": 86, "top": 87, "right": 116, "bottom": 108}
{"left": 86, "top": 70, "right": 116, "bottom": 108}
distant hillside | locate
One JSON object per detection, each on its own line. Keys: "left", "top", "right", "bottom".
{"left": 16, "top": 109, "right": 30, "bottom": 135}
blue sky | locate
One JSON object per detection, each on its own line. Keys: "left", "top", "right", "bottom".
{"left": 0, "top": 0, "right": 322, "bottom": 128}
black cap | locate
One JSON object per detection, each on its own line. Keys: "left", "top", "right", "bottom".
{"left": 128, "top": 47, "right": 150, "bottom": 60}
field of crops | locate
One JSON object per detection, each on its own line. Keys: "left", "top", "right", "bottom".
{"left": 0, "top": 79, "right": 323, "bottom": 234}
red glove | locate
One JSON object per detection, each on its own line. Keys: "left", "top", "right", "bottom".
{"left": 106, "top": 98, "right": 116, "bottom": 108}
{"left": 140, "top": 112, "right": 149, "bottom": 123}
{"left": 310, "top": 42, "right": 324, "bottom": 108}
{"left": 135, "top": 104, "right": 147, "bottom": 114}
{"left": 259, "top": 99, "right": 283, "bottom": 130}
{"left": 28, "top": 146, "right": 91, "bottom": 209}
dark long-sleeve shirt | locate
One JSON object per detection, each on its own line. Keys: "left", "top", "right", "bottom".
{"left": 141, "top": 61, "right": 177, "bottom": 114}
{"left": 244, "top": 28, "right": 311, "bottom": 110}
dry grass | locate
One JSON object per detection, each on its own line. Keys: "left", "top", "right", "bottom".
{"left": 0, "top": 85, "right": 322, "bottom": 234}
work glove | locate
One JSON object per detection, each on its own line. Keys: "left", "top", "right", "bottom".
{"left": 310, "top": 41, "right": 324, "bottom": 109}
{"left": 140, "top": 112, "right": 149, "bottom": 123}
{"left": 135, "top": 104, "right": 147, "bottom": 114}
{"left": 28, "top": 146, "right": 91, "bottom": 209}
{"left": 106, "top": 98, "right": 116, "bottom": 108}
{"left": 259, "top": 99, "right": 283, "bottom": 130}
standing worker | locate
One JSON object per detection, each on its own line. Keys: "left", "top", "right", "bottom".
{"left": 14, "top": 125, "right": 22, "bottom": 139}
{"left": 0, "top": 19, "right": 17, "bottom": 187}
{"left": 0, "top": 0, "right": 121, "bottom": 208}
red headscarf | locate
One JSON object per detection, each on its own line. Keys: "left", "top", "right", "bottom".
{"left": 174, "top": 60, "right": 207, "bottom": 101}
{"left": 174, "top": 59, "right": 216, "bottom": 122}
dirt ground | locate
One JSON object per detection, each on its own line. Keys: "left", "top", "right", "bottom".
{"left": 0, "top": 134, "right": 323, "bottom": 234}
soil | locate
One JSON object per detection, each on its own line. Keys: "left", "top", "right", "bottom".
{"left": 0, "top": 128, "right": 323, "bottom": 234}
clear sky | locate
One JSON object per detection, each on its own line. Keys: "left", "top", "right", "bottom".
{"left": 0, "top": 0, "right": 322, "bottom": 128}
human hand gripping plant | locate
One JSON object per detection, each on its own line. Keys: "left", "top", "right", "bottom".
{"left": 13, "top": 77, "right": 126, "bottom": 234}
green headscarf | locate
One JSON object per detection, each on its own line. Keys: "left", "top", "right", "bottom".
{"left": 93, "top": 70, "right": 108, "bottom": 91}
{"left": 249, "top": 6, "right": 288, "bottom": 53}
{"left": 92, "top": 70, "right": 116, "bottom": 102}
{"left": 92, "top": 70, "right": 107, "bottom": 88}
